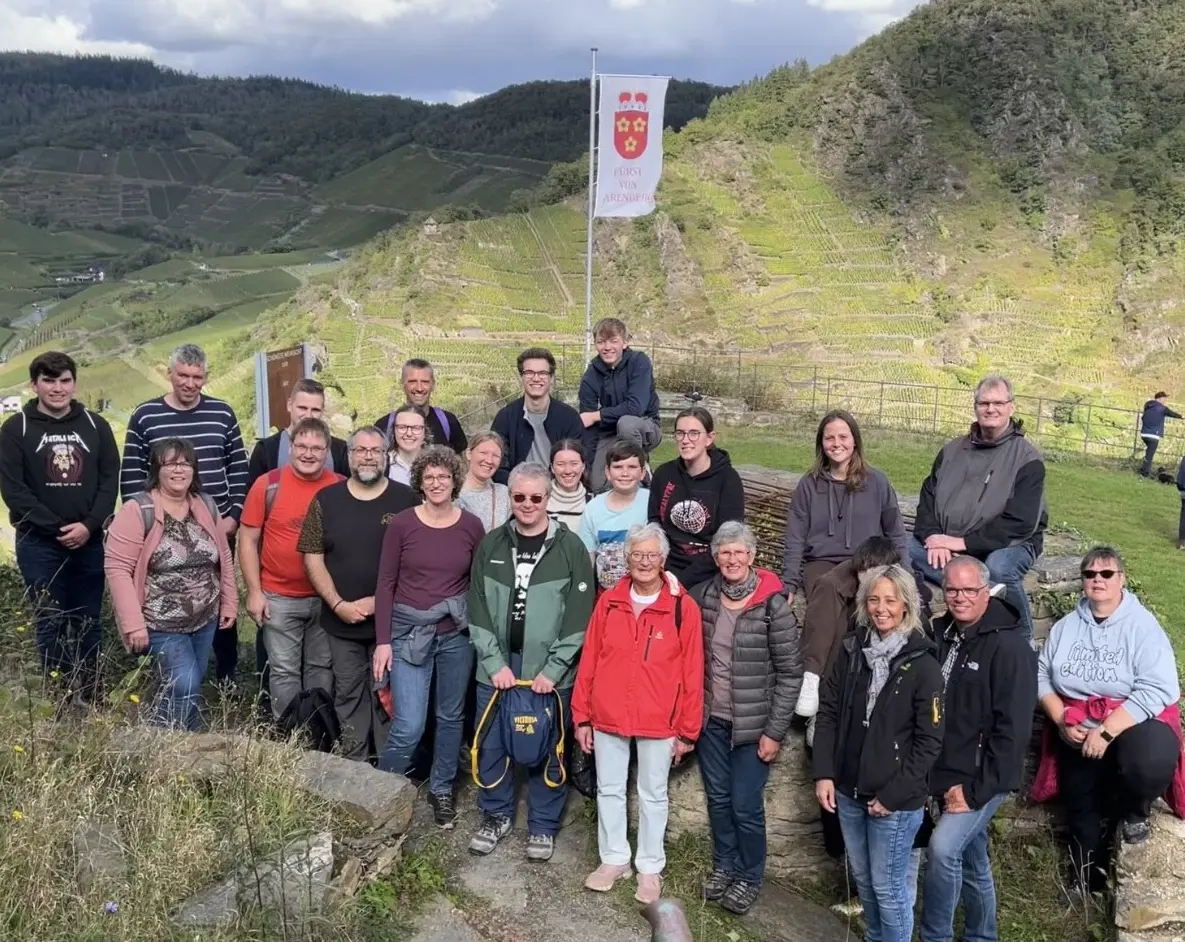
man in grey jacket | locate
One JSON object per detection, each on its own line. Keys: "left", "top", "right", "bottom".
{"left": 910, "top": 375, "right": 1047, "bottom": 641}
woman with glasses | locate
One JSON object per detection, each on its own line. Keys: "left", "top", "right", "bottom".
{"left": 1033, "top": 546, "right": 1183, "bottom": 891}
{"left": 373, "top": 446, "right": 487, "bottom": 828}
{"left": 689, "top": 521, "right": 801, "bottom": 915}
{"left": 649, "top": 407, "right": 745, "bottom": 589}
{"left": 573, "top": 522, "right": 704, "bottom": 905}
{"left": 782, "top": 411, "right": 909, "bottom": 721}
{"left": 547, "top": 438, "right": 588, "bottom": 533}
{"left": 457, "top": 431, "right": 511, "bottom": 532}
{"left": 813, "top": 564, "right": 944, "bottom": 942}
{"left": 105, "top": 438, "right": 237, "bottom": 730}
{"left": 386, "top": 404, "right": 428, "bottom": 485}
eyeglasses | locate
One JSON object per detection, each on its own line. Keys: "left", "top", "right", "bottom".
{"left": 512, "top": 493, "right": 545, "bottom": 505}
{"left": 674, "top": 429, "right": 703, "bottom": 441}
{"left": 422, "top": 473, "right": 453, "bottom": 485}
{"left": 394, "top": 424, "right": 425, "bottom": 436}
{"left": 975, "top": 400, "right": 1013, "bottom": 409}
{"left": 943, "top": 585, "right": 987, "bottom": 599}
{"left": 293, "top": 444, "right": 327, "bottom": 455}
{"left": 628, "top": 551, "right": 663, "bottom": 563}
{"left": 1081, "top": 569, "right": 1120, "bottom": 581}
{"left": 521, "top": 370, "right": 553, "bottom": 380}
{"left": 162, "top": 461, "right": 192, "bottom": 471}
{"left": 716, "top": 549, "right": 750, "bottom": 560}
{"left": 350, "top": 446, "right": 384, "bottom": 456}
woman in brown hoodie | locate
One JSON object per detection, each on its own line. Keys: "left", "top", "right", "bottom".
{"left": 105, "top": 438, "right": 237, "bottom": 730}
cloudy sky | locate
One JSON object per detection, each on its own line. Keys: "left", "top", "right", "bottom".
{"left": 2, "top": 0, "right": 924, "bottom": 103}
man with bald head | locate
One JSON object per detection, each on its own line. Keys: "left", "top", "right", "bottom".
{"left": 919, "top": 556, "right": 1036, "bottom": 942}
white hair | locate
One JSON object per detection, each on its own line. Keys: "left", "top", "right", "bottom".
{"left": 624, "top": 522, "right": 670, "bottom": 561}
{"left": 169, "top": 343, "right": 207, "bottom": 371}
{"left": 507, "top": 462, "right": 550, "bottom": 491}
{"left": 711, "top": 520, "right": 757, "bottom": 558}
{"left": 942, "top": 556, "right": 991, "bottom": 587}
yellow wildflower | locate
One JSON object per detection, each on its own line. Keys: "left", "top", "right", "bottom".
{"left": 12, "top": 745, "right": 23, "bottom": 754}
{"left": 128, "top": 694, "right": 141, "bottom": 705}
{"left": 15, "top": 625, "right": 25, "bottom": 634}
{"left": 11, "top": 810, "right": 23, "bottom": 821}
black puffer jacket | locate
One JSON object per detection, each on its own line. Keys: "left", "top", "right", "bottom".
{"left": 812, "top": 627, "right": 945, "bottom": 812}
{"left": 691, "top": 569, "right": 802, "bottom": 746}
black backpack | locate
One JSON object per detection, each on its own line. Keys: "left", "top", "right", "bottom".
{"left": 277, "top": 688, "right": 340, "bottom": 752}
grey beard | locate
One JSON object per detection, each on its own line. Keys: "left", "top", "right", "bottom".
{"left": 352, "top": 468, "right": 384, "bottom": 485}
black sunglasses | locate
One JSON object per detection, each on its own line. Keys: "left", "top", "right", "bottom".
{"left": 511, "top": 493, "right": 545, "bottom": 505}
{"left": 1081, "top": 569, "right": 1120, "bottom": 580}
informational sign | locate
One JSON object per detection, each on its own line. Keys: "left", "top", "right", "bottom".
{"left": 253, "top": 345, "right": 313, "bottom": 437}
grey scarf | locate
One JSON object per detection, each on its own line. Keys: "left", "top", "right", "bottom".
{"left": 720, "top": 568, "right": 759, "bottom": 601}
{"left": 863, "top": 630, "right": 909, "bottom": 721}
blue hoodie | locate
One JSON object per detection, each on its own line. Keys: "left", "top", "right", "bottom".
{"left": 1037, "top": 591, "right": 1180, "bottom": 724}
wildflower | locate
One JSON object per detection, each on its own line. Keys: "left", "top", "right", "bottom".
{"left": 104, "top": 901, "right": 119, "bottom": 915}
{"left": 49, "top": 671, "right": 59, "bottom": 679}
{"left": 128, "top": 694, "right": 140, "bottom": 704}
{"left": 15, "top": 625, "right": 25, "bottom": 634}
{"left": 12, "top": 745, "right": 23, "bottom": 754}
{"left": 11, "top": 810, "right": 23, "bottom": 820}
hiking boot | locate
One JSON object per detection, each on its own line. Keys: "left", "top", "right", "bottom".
{"left": 635, "top": 873, "right": 663, "bottom": 904}
{"left": 428, "top": 791, "right": 457, "bottom": 830}
{"left": 703, "top": 868, "right": 733, "bottom": 902}
{"left": 795, "top": 671, "right": 820, "bottom": 717}
{"left": 468, "top": 814, "right": 512, "bottom": 856}
{"left": 585, "top": 862, "right": 633, "bottom": 892}
{"left": 1122, "top": 817, "right": 1152, "bottom": 844}
{"left": 721, "top": 880, "right": 761, "bottom": 915}
{"left": 525, "top": 833, "right": 554, "bottom": 862}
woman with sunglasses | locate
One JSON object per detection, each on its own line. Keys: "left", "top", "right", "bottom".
{"left": 648, "top": 407, "right": 745, "bottom": 589}
{"left": 1033, "top": 545, "right": 1183, "bottom": 891}
{"left": 573, "top": 522, "right": 704, "bottom": 905}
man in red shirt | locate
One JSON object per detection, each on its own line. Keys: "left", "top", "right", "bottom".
{"left": 239, "top": 417, "right": 342, "bottom": 717}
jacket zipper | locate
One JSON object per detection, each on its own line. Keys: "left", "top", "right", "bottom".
{"left": 643, "top": 625, "right": 654, "bottom": 661}
{"left": 975, "top": 734, "right": 984, "bottom": 769}
{"left": 979, "top": 470, "right": 994, "bottom": 503}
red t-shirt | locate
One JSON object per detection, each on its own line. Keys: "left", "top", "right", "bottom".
{"left": 241, "top": 465, "right": 341, "bottom": 597}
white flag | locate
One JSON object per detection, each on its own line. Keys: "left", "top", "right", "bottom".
{"left": 594, "top": 75, "right": 670, "bottom": 218}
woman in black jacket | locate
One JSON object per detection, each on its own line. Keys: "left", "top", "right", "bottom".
{"left": 812, "top": 564, "right": 944, "bottom": 942}
{"left": 690, "top": 521, "right": 802, "bottom": 916}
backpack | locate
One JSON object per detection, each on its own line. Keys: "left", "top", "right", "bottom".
{"left": 276, "top": 687, "right": 340, "bottom": 752}
{"left": 104, "top": 491, "right": 221, "bottom": 545}
{"left": 384, "top": 406, "right": 451, "bottom": 445}
{"left": 471, "top": 681, "right": 567, "bottom": 790}
{"left": 259, "top": 467, "right": 344, "bottom": 525}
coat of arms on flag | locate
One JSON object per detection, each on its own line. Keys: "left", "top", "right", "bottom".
{"left": 613, "top": 91, "right": 650, "bottom": 160}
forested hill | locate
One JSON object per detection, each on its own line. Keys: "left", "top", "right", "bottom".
{"left": 0, "top": 54, "right": 726, "bottom": 182}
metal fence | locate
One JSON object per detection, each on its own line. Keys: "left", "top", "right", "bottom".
{"left": 463, "top": 342, "right": 1182, "bottom": 467}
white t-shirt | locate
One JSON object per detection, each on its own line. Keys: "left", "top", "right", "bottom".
{"left": 579, "top": 488, "right": 650, "bottom": 590}
{"left": 630, "top": 586, "right": 660, "bottom": 620}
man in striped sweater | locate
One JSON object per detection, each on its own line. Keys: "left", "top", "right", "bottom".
{"left": 120, "top": 343, "right": 250, "bottom": 682}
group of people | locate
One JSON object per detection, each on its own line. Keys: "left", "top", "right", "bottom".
{"left": 1, "top": 324, "right": 1182, "bottom": 934}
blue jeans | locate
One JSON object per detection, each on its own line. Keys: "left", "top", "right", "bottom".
{"left": 697, "top": 717, "right": 770, "bottom": 884}
{"left": 147, "top": 621, "right": 218, "bottom": 731}
{"left": 379, "top": 631, "right": 474, "bottom": 795}
{"left": 909, "top": 537, "right": 1036, "bottom": 641}
{"left": 920, "top": 791, "right": 1007, "bottom": 942}
{"left": 474, "top": 654, "right": 571, "bottom": 837}
{"left": 837, "top": 794, "right": 924, "bottom": 942}
{"left": 14, "top": 530, "right": 105, "bottom": 696}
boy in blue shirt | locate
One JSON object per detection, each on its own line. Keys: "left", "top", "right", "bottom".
{"left": 579, "top": 440, "right": 650, "bottom": 591}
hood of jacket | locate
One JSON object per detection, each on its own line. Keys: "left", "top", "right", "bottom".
{"left": 967, "top": 418, "right": 1027, "bottom": 448}
{"left": 936, "top": 595, "right": 1023, "bottom": 645}
{"left": 20, "top": 399, "right": 87, "bottom": 426}
{"left": 589, "top": 347, "right": 641, "bottom": 379}
{"left": 677, "top": 446, "right": 734, "bottom": 482}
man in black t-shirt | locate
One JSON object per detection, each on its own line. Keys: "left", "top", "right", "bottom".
{"left": 298, "top": 426, "right": 418, "bottom": 761}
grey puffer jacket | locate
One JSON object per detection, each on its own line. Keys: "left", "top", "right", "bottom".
{"left": 691, "top": 569, "right": 803, "bottom": 746}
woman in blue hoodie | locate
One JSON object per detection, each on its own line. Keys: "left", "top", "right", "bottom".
{"left": 1034, "top": 546, "right": 1183, "bottom": 891}
{"left": 782, "top": 411, "right": 910, "bottom": 718}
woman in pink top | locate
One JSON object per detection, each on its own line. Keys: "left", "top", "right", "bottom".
{"left": 105, "top": 438, "right": 237, "bottom": 729}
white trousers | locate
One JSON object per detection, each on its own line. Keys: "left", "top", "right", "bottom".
{"left": 593, "top": 730, "right": 675, "bottom": 875}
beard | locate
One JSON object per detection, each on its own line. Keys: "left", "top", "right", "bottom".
{"left": 352, "top": 467, "right": 383, "bottom": 485}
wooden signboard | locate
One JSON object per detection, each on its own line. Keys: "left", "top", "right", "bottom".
{"left": 253, "top": 345, "right": 313, "bottom": 437}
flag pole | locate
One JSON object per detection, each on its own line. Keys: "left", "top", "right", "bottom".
{"left": 584, "top": 47, "right": 598, "bottom": 366}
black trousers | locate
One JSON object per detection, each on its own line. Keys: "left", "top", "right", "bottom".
{"left": 1178, "top": 498, "right": 1185, "bottom": 544}
{"left": 1140, "top": 436, "right": 1159, "bottom": 476}
{"left": 1057, "top": 718, "right": 1178, "bottom": 889}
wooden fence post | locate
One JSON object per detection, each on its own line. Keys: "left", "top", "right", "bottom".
{"left": 1083, "top": 404, "right": 1093, "bottom": 454}
{"left": 825, "top": 378, "right": 832, "bottom": 411}
{"left": 932, "top": 386, "right": 941, "bottom": 433}
{"left": 1035, "top": 397, "right": 1043, "bottom": 438}
{"left": 878, "top": 382, "right": 885, "bottom": 427}
{"left": 811, "top": 367, "right": 818, "bottom": 412}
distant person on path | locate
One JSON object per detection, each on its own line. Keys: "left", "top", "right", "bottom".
{"left": 579, "top": 318, "right": 662, "bottom": 492}
{"left": 0, "top": 351, "right": 119, "bottom": 700}
{"left": 297, "top": 427, "right": 419, "bottom": 761}
{"left": 246, "top": 378, "right": 348, "bottom": 489}
{"left": 466, "top": 462, "right": 595, "bottom": 862}
{"left": 920, "top": 557, "right": 1036, "bottom": 942}
{"left": 910, "top": 375, "right": 1046, "bottom": 641}
{"left": 491, "top": 347, "right": 583, "bottom": 483}
{"left": 457, "top": 431, "right": 511, "bottom": 532}
{"left": 373, "top": 358, "right": 467, "bottom": 454}
{"left": 813, "top": 565, "right": 944, "bottom": 942}
{"left": 383, "top": 404, "right": 427, "bottom": 486}
{"left": 547, "top": 438, "right": 588, "bottom": 533}
{"left": 580, "top": 440, "right": 650, "bottom": 592}
{"left": 690, "top": 521, "right": 800, "bottom": 916}
{"left": 649, "top": 406, "right": 745, "bottom": 589}
{"left": 104, "top": 438, "right": 237, "bottom": 730}
{"left": 574, "top": 522, "right": 704, "bottom": 906}
{"left": 373, "top": 447, "right": 486, "bottom": 828}
{"left": 238, "top": 417, "right": 342, "bottom": 717}
{"left": 1138, "top": 391, "right": 1181, "bottom": 478}
{"left": 120, "top": 343, "right": 250, "bottom": 683}
{"left": 782, "top": 410, "right": 909, "bottom": 719}
{"left": 1032, "top": 547, "right": 1183, "bottom": 892}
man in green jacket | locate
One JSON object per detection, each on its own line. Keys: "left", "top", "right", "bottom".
{"left": 467, "top": 462, "right": 595, "bottom": 862}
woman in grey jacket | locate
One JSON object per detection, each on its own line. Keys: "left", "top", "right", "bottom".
{"left": 690, "top": 521, "right": 802, "bottom": 916}
{"left": 782, "top": 410, "right": 909, "bottom": 718}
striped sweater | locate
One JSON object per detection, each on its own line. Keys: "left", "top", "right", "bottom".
{"left": 119, "top": 395, "right": 250, "bottom": 521}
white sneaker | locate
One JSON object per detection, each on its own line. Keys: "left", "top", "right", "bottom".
{"left": 796, "top": 671, "right": 821, "bottom": 717}
{"left": 806, "top": 715, "right": 816, "bottom": 748}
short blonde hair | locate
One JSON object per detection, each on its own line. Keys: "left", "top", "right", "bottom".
{"left": 855, "top": 564, "right": 925, "bottom": 635}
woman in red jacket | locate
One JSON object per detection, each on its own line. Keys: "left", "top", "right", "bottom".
{"left": 572, "top": 522, "right": 705, "bottom": 905}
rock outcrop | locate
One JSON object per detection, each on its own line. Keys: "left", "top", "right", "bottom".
{"left": 1116, "top": 804, "right": 1185, "bottom": 942}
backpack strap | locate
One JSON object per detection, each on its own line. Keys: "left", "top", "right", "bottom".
{"left": 131, "top": 492, "right": 156, "bottom": 535}
{"left": 673, "top": 592, "right": 683, "bottom": 633}
{"left": 197, "top": 492, "right": 220, "bottom": 522}
{"left": 263, "top": 467, "right": 283, "bottom": 523}
{"left": 434, "top": 406, "right": 451, "bottom": 444}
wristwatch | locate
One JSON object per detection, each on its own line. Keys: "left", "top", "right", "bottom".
{"left": 1099, "top": 729, "right": 1114, "bottom": 743}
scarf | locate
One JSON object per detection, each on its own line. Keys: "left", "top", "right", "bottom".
{"left": 547, "top": 482, "right": 587, "bottom": 518}
{"left": 720, "top": 568, "right": 759, "bottom": 601}
{"left": 863, "top": 630, "right": 910, "bottom": 722}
